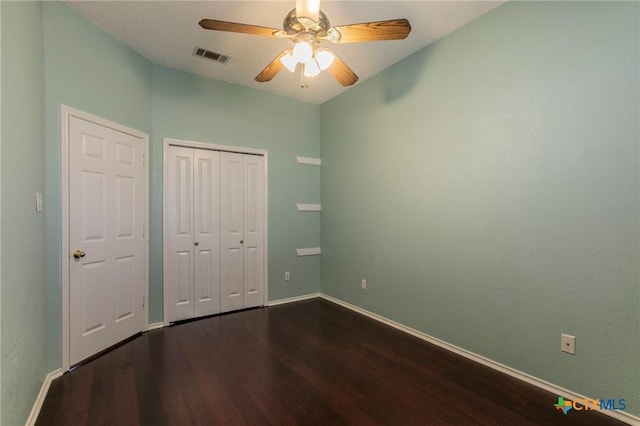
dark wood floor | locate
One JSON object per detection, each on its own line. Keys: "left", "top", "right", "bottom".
{"left": 37, "top": 298, "right": 624, "bottom": 425}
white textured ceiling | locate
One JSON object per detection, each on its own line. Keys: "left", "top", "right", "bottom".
{"left": 65, "top": 1, "right": 505, "bottom": 104}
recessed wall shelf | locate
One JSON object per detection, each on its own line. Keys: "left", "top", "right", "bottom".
{"left": 296, "top": 203, "right": 321, "bottom": 211}
{"left": 296, "top": 156, "right": 321, "bottom": 166}
{"left": 296, "top": 247, "right": 322, "bottom": 256}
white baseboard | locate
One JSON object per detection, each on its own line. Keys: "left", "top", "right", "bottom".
{"left": 319, "top": 293, "right": 639, "bottom": 425}
{"left": 146, "top": 322, "right": 165, "bottom": 331}
{"left": 26, "top": 368, "right": 63, "bottom": 426}
{"left": 267, "top": 293, "right": 321, "bottom": 307}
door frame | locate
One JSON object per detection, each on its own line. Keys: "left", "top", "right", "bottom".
{"left": 61, "top": 105, "right": 149, "bottom": 371}
{"left": 162, "top": 138, "right": 269, "bottom": 326}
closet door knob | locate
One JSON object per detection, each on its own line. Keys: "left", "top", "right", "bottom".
{"left": 194, "top": 242, "right": 199, "bottom": 246}
{"left": 240, "top": 240, "right": 244, "bottom": 244}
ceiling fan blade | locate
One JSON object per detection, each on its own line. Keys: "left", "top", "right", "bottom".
{"left": 331, "top": 19, "right": 411, "bottom": 43}
{"left": 199, "top": 19, "right": 282, "bottom": 38}
{"left": 255, "top": 51, "right": 288, "bottom": 82}
{"left": 326, "top": 54, "right": 359, "bottom": 87}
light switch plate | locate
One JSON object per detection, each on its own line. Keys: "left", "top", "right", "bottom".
{"left": 35, "top": 192, "right": 43, "bottom": 212}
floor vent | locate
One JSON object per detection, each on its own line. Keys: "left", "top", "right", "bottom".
{"left": 193, "top": 47, "right": 230, "bottom": 64}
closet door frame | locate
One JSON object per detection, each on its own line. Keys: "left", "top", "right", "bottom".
{"left": 162, "top": 138, "right": 268, "bottom": 326}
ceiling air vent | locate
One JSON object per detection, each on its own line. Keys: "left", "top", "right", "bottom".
{"left": 193, "top": 47, "right": 230, "bottom": 64}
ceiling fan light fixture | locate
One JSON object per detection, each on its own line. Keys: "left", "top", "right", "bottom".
{"left": 315, "top": 48, "right": 334, "bottom": 70}
{"left": 280, "top": 50, "right": 298, "bottom": 72}
{"left": 303, "top": 60, "right": 321, "bottom": 77}
{"left": 199, "top": 2, "right": 411, "bottom": 88}
{"left": 293, "top": 41, "right": 314, "bottom": 63}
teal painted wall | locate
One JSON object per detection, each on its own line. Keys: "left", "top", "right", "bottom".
{"left": 4, "top": 0, "right": 636, "bottom": 421}
{"left": 0, "top": 0, "right": 3, "bottom": 417}
{"left": 150, "top": 66, "right": 321, "bottom": 322}
{"left": 43, "top": 1, "right": 153, "bottom": 370}
{"left": 0, "top": 0, "right": 2, "bottom": 416}
{"left": 1, "top": 1, "right": 47, "bottom": 424}
{"left": 321, "top": 1, "right": 639, "bottom": 415}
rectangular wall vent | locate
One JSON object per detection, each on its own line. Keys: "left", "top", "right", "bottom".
{"left": 193, "top": 47, "right": 230, "bottom": 64}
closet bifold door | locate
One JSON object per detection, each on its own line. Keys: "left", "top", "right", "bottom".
{"left": 220, "top": 152, "right": 265, "bottom": 313}
{"left": 220, "top": 152, "right": 245, "bottom": 313}
{"left": 242, "top": 154, "right": 265, "bottom": 309}
{"left": 167, "top": 146, "right": 194, "bottom": 322}
{"left": 193, "top": 149, "right": 221, "bottom": 317}
{"left": 166, "top": 146, "right": 220, "bottom": 322}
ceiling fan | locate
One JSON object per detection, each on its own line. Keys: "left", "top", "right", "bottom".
{"left": 199, "top": 0, "right": 411, "bottom": 87}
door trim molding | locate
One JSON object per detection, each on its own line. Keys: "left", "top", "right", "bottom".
{"left": 60, "top": 105, "right": 149, "bottom": 371}
{"left": 162, "top": 138, "right": 269, "bottom": 325}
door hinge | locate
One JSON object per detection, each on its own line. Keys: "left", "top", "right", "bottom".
{"left": 142, "top": 224, "right": 145, "bottom": 237}
{"left": 142, "top": 154, "right": 146, "bottom": 167}
{"left": 142, "top": 295, "right": 145, "bottom": 307}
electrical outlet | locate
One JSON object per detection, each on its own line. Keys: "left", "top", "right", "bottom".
{"left": 285, "top": 272, "right": 290, "bottom": 281}
{"left": 561, "top": 334, "right": 576, "bottom": 355}
{"left": 361, "top": 279, "right": 367, "bottom": 290}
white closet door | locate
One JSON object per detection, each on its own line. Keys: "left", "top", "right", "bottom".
{"left": 167, "top": 145, "right": 264, "bottom": 320}
{"left": 243, "top": 155, "right": 265, "bottom": 308}
{"left": 166, "top": 146, "right": 196, "bottom": 321}
{"left": 220, "top": 152, "right": 245, "bottom": 313}
{"left": 193, "top": 149, "right": 221, "bottom": 317}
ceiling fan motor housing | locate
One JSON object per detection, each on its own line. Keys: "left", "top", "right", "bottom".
{"left": 283, "top": 8, "right": 330, "bottom": 36}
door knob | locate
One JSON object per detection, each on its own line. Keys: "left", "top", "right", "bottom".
{"left": 73, "top": 249, "right": 86, "bottom": 259}
{"left": 240, "top": 240, "right": 244, "bottom": 244}
{"left": 194, "top": 241, "right": 199, "bottom": 246}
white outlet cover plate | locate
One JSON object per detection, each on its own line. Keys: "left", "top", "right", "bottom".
{"left": 561, "top": 333, "right": 576, "bottom": 355}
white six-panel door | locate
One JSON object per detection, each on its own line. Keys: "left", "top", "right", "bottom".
{"left": 69, "top": 116, "right": 145, "bottom": 365}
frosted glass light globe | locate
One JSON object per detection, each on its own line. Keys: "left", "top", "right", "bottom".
{"left": 280, "top": 51, "right": 297, "bottom": 72}
{"left": 293, "top": 41, "right": 313, "bottom": 63}
{"left": 315, "top": 49, "right": 335, "bottom": 70}
{"left": 304, "top": 60, "right": 321, "bottom": 77}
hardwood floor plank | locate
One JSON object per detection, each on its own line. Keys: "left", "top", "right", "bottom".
{"left": 112, "top": 344, "right": 140, "bottom": 425}
{"left": 180, "top": 323, "right": 250, "bottom": 425}
{"left": 37, "top": 299, "right": 626, "bottom": 425}
{"left": 36, "top": 360, "right": 95, "bottom": 426}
